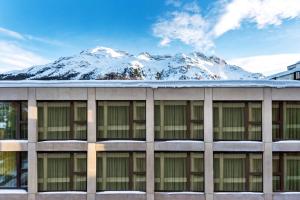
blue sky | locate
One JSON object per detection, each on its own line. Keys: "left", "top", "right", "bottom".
{"left": 0, "top": 0, "right": 300, "bottom": 75}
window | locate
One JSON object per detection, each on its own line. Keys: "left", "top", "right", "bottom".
{"left": 155, "top": 101, "right": 203, "bottom": 140}
{"left": 38, "top": 101, "right": 87, "bottom": 140}
{"left": 155, "top": 152, "right": 204, "bottom": 192}
{"left": 214, "top": 153, "right": 263, "bottom": 192}
{"left": 0, "top": 152, "right": 27, "bottom": 189}
{"left": 213, "top": 102, "right": 262, "bottom": 141}
{"left": 273, "top": 153, "right": 300, "bottom": 192}
{"left": 97, "top": 101, "right": 146, "bottom": 140}
{"left": 38, "top": 152, "right": 87, "bottom": 191}
{"left": 0, "top": 102, "right": 27, "bottom": 139}
{"left": 273, "top": 102, "right": 300, "bottom": 140}
{"left": 97, "top": 152, "right": 146, "bottom": 191}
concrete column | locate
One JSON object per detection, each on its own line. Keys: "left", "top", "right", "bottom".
{"left": 204, "top": 88, "right": 213, "bottom": 200}
{"left": 87, "top": 88, "right": 96, "bottom": 200}
{"left": 28, "top": 88, "right": 37, "bottom": 200}
{"left": 146, "top": 88, "right": 154, "bottom": 200}
{"left": 263, "top": 88, "right": 273, "bottom": 200}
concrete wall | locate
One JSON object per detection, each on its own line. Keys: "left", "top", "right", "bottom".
{"left": 0, "top": 87, "right": 300, "bottom": 200}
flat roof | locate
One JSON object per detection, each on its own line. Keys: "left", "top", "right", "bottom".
{"left": 0, "top": 80, "right": 299, "bottom": 88}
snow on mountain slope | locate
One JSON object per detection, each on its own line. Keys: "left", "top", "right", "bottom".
{"left": 0, "top": 46, "right": 264, "bottom": 80}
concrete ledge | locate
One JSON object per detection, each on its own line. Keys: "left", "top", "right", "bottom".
{"left": 272, "top": 88, "right": 300, "bottom": 100}
{"left": 212, "top": 88, "right": 264, "bottom": 100}
{"left": 154, "top": 141, "right": 204, "bottom": 151}
{"left": 96, "top": 88, "right": 147, "bottom": 100}
{"left": 213, "top": 141, "right": 264, "bottom": 152}
{"left": 37, "top": 192, "right": 87, "bottom": 200}
{"left": 155, "top": 192, "right": 205, "bottom": 200}
{"left": 0, "top": 189, "right": 27, "bottom": 200}
{"left": 36, "top": 88, "right": 88, "bottom": 100}
{"left": 37, "top": 141, "right": 87, "bottom": 151}
{"left": 273, "top": 141, "right": 300, "bottom": 151}
{"left": 96, "top": 192, "right": 146, "bottom": 200}
{"left": 214, "top": 192, "right": 264, "bottom": 200}
{"left": 273, "top": 192, "right": 300, "bottom": 200}
{"left": 0, "top": 140, "right": 28, "bottom": 151}
{"left": 154, "top": 88, "right": 204, "bottom": 100}
{"left": 96, "top": 141, "right": 146, "bottom": 151}
{"left": 0, "top": 88, "right": 28, "bottom": 100}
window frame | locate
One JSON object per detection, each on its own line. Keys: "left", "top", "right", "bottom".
{"left": 0, "top": 101, "right": 27, "bottom": 140}
{"left": 154, "top": 151, "right": 204, "bottom": 192}
{"left": 213, "top": 101, "right": 262, "bottom": 141}
{"left": 96, "top": 100, "right": 146, "bottom": 141}
{"left": 0, "top": 151, "right": 27, "bottom": 190}
{"left": 272, "top": 101, "right": 300, "bottom": 141}
{"left": 213, "top": 152, "right": 263, "bottom": 192}
{"left": 37, "top": 101, "right": 88, "bottom": 141}
{"left": 273, "top": 152, "right": 300, "bottom": 192}
{"left": 37, "top": 151, "right": 87, "bottom": 192}
{"left": 96, "top": 151, "right": 146, "bottom": 191}
{"left": 154, "top": 100, "right": 204, "bottom": 141}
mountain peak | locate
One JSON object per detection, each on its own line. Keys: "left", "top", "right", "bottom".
{"left": 0, "top": 46, "right": 264, "bottom": 80}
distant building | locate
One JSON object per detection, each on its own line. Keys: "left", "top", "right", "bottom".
{"left": 269, "top": 61, "right": 300, "bottom": 80}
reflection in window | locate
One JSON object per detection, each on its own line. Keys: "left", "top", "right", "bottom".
{"left": 0, "top": 102, "right": 27, "bottom": 139}
{"left": 0, "top": 152, "right": 27, "bottom": 189}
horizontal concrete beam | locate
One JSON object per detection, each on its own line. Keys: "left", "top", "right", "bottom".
{"left": 96, "top": 192, "right": 146, "bottom": 200}
{"left": 36, "top": 88, "right": 88, "bottom": 100}
{"left": 154, "top": 141, "right": 204, "bottom": 151}
{"left": 36, "top": 193, "right": 87, "bottom": 200}
{"left": 96, "top": 88, "right": 147, "bottom": 100}
{"left": 273, "top": 141, "right": 300, "bottom": 151}
{"left": 272, "top": 88, "right": 300, "bottom": 100}
{"left": 36, "top": 141, "right": 87, "bottom": 151}
{"left": 212, "top": 88, "right": 264, "bottom": 100}
{"left": 153, "top": 88, "right": 204, "bottom": 100}
{"left": 273, "top": 193, "right": 300, "bottom": 200}
{"left": 213, "top": 141, "right": 264, "bottom": 152}
{"left": 155, "top": 192, "right": 205, "bottom": 200}
{"left": 96, "top": 141, "right": 146, "bottom": 151}
{"left": 0, "top": 88, "right": 28, "bottom": 100}
{"left": 214, "top": 193, "right": 264, "bottom": 200}
{"left": 0, "top": 141, "right": 27, "bottom": 151}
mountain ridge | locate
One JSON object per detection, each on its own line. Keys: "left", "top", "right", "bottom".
{"left": 0, "top": 46, "right": 264, "bottom": 80}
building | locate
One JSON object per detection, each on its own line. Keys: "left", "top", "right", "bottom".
{"left": 1, "top": 80, "right": 300, "bottom": 200}
{"left": 268, "top": 61, "right": 300, "bottom": 80}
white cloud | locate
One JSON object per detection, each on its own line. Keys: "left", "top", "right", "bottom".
{"left": 153, "top": 2, "right": 213, "bottom": 51}
{"left": 229, "top": 53, "right": 300, "bottom": 75}
{"left": 155, "top": 0, "right": 300, "bottom": 52}
{"left": 165, "top": 0, "right": 181, "bottom": 7}
{"left": 0, "top": 41, "right": 49, "bottom": 73}
{"left": 214, "top": 0, "right": 300, "bottom": 37}
{"left": 0, "top": 27, "right": 25, "bottom": 40}
{"left": 0, "top": 26, "right": 64, "bottom": 46}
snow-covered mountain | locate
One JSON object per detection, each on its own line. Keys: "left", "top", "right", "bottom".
{"left": 0, "top": 46, "right": 264, "bottom": 80}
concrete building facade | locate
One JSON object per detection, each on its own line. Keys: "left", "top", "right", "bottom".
{"left": 0, "top": 80, "right": 300, "bottom": 200}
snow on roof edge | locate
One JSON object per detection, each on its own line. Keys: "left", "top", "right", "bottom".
{"left": 0, "top": 80, "right": 300, "bottom": 88}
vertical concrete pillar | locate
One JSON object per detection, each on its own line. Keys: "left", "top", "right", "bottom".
{"left": 28, "top": 88, "right": 37, "bottom": 200}
{"left": 204, "top": 88, "right": 214, "bottom": 200}
{"left": 263, "top": 88, "right": 273, "bottom": 200}
{"left": 87, "top": 88, "right": 96, "bottom": 200}
{"left": 146, "top": 88, "right": 154, "bottom": 200}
